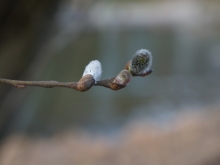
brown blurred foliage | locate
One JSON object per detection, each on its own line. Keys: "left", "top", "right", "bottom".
{"left": 0, "top": 104, "right": 220, "bottom": 165}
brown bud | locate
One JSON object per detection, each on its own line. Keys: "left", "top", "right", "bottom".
{"left": 77, "top": 74, "right": 95, "bottom": 92}
{"left": 110, "top": 70, "right": 132, "bottom": 90}
{"left": 124, "top": 60, "right": 131, "bottom": 70}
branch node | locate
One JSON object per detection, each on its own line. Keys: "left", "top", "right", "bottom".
{"left": 76, "top": 74, "right": 95, "bottom": 92}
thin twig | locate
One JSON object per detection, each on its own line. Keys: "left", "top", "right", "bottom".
{"left": 0, "top": 77, "right": 123, "bottom": 91}
{"left": 0, "top": 78, "right": 78, "bottom": 89}
{"left": 94, "top": 77, "right": 116, "bottom": 88}
{"left": 0, "top": 69, "right": 152, "bottom": 91}
{"left": 0, "top": 49, "right": 154, "bottom": 92}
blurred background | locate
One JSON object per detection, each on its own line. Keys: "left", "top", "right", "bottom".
{"left": 0, "top": 0, "right": 220, "bottom": 165}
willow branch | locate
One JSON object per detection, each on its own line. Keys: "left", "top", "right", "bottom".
{"left": 95, "top": 77, "right": 116, "bottom": 88}
{"left": 0, "top": 49, "right": 153, "bottom": 92}
{"left": 0, "top": 78, "right": 78, "bottom": 89}
{"left": 0, "top": 69, "right": 152, "bottom": 92}
{"left": 0, "top": 74, "right": 127, "bottom": 92}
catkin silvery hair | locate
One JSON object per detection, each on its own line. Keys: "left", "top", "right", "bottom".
{"left": 129, "top": 49, "right": 152, "bottom": 75}
{"left": 83, "top": 60, "right": 102, "bottom": 82}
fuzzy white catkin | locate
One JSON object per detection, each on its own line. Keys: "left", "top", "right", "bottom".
{"left": 130, "top": 49, "right": 152, "bottom": 74}
{"left": 82, "top": 60, "right": 102, "bottom": 82}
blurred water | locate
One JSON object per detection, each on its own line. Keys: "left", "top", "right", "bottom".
{"left": 7, "top": 27, "right": 219, "bottom": 135}
{"left": 3, "top": 1, "right": 220, "bottom": 135}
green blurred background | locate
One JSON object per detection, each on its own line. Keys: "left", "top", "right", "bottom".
{"left": 1, "top": 0, "right": 220, "bottom": 164}
{"left": 1, "top": 0, "right": 220, "bottom": 136}
{"left": 1, "top": 0, "right": 220, "bottom": 161}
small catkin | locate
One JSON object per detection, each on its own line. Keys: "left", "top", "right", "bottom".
{"left": 82, "top": 60, "right": 102, "bottom": 82}
{"left": 129, "top": 49, "right": 152, "bottom": 75}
